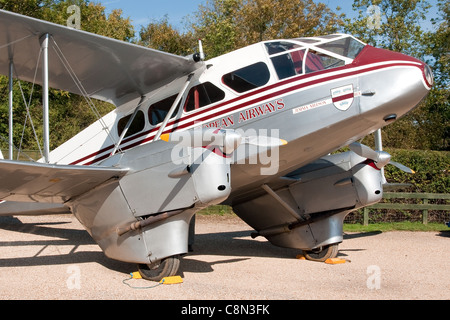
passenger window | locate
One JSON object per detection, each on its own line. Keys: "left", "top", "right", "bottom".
{"left": 222, "top": 62, "right": 270, "bottom": 93}
{"left": 148, "top": 94, "right": 181, "bottom": 126}
{"left": 305, "top": 50, "right": 344, "bottom": 73}
{"left": 117, "top": 110, "right": 145, "bottom": 137}
{"left": 184, "top": 82, "right": 225, "bottom": 112}
{"left": 271, "top": 49, "right": 306, "bottom": 80}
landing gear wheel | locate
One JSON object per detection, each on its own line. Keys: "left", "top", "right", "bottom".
{"left": 138, "top": 255, "right": 180, "bottom": 281}
{"left": 303, "top": 243, "right": 339, "bottom": 262}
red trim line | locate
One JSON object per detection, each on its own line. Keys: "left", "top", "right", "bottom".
{"left": 70, "top": 61, "right": 421, "bottom": 165}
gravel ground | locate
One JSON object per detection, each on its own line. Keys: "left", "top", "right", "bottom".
{"left": 0, "top": 214, "right": 449, "bottom": 301}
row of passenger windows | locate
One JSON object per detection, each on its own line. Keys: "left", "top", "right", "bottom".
{"left": 116, "top": 54, "right": 335, "bottom": 138}
{"left": 116, "top": 64, "right": 269, "bottom": 138}
{"left": 117, "top": 83, "right": 225, "bottom": 138}
{"left": 117, "top": 39, "right": 362, "bottom": 138}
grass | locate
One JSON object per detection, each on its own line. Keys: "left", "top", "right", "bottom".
{"left": 343, "top": 221, "right": 449, "bottom": 232}
{"left": 197, "top": 206, "right": 449, "bottom": 232}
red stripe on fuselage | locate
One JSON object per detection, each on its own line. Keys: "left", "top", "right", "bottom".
{"left": 70, "top": 60, "right": 421, "bottom": 166}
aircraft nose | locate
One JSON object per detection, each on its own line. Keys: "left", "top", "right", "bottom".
{"left": 357, "top": 46, "right": 432, "bottom": 123}
{"left": 423, "top": 63, "right": 434, "bottom": 89}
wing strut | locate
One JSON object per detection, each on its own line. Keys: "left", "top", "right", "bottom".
{"left": 153, "top": 73, "right": 194, "bottom": 142}
{"left": 40, "top": 33, "right": 50, "bottom": 163}
{"left": 111, "top": 95, "right": 146, "bottom": 157}
{"left": 261, "top": 184, "right": 308, "bottom": 221}
{"left": 8, "top": 59, "right": 13, "bottom": 160}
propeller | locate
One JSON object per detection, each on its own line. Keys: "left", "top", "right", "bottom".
{"left": 160, "top": 128, "right": 287, "bottom": 155}
{"left": 349, "top": 141, "right": 415, "bottom": 174}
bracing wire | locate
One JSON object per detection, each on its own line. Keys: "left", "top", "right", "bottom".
{"left": 49, "top": 36, "right": 119, "bottom": 149}
{"left": 4, "top": 50, "right": 44, "bottom": 161}
{"left": 15, "top": 62, "right": 44, "bottom": 160}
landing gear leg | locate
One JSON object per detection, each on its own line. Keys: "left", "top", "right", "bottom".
{"left": 138, "top": 255, "right": 180, "bottom": 281}
{"left": 303, "top": 243, "right": 339, "bottom": 262}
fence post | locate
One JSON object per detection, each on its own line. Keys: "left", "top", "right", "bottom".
{"left": 422, "top": 198, "right": 428, "bottom": 225}
{"left": 363, "top": 207, "right": 369, "bottom": 226}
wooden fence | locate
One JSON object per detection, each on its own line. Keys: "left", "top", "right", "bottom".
{"left": 200, "top": 193, "right": 450, "bottom": 226}
{"left": 362, "top": 192, "right": 450, "bottom": 225}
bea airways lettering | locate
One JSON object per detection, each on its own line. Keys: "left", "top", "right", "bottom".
{"left": 238, "top": 98, "right": 285, "bottom": 123}
{"left": 203, "top": 98, "right": 285, "bottom": 128}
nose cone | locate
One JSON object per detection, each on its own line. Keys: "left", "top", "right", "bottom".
{"left": 355, "top": 46, "right": 432, "bottom": 123}
{"left": 423, "top": 63, "right": 434, "bottom": 88}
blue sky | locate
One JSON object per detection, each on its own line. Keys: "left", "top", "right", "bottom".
{"left": 101, "top": 0, "right": 441, "bottom": 33}
{"left": 101, "top": 0, "right": 206, "bottom": 31}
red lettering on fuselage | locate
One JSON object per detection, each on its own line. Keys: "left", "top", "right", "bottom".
{"left": 238, "top": 98, "right": 285, "bottom": 123}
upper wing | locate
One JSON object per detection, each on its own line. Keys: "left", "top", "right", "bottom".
{"left": 0, "top": 9, "right": 199, "bottom": 107}
{"left": 0, "top": 159, "right": 127, "bottom": 203}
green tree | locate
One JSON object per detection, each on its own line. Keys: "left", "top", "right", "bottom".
{"left": 139, "top": 15, "right": 195, "bottom": 55}
{"left": 191, "top": 0, "right": 240, "bottom": 58}
{"left": 345, "top": 0, "right": 449, "bottom": 151}
{"left": 423, "top": 0, "right": 450, "bottom": 150}
{"left": 0, "top": 0, "right": 134, "bottom": 155}
{"left": 424, "top": 0, "right": 449, "bottom": 89}
{"left": 191, "top": 0, "right": 344, "bottom": 58}
{"left": 344, "top": 0, "right": 431, "bottom": 57}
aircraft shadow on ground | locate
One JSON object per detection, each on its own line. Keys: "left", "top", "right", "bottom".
{"left": 179, "top": 230, "right": 381, "bottom": 274}
{"left": 0, "top": 216, "right": 381, "bottom": 276}
{"left": 0, "top": 216, "right": 131, "bottom": 273}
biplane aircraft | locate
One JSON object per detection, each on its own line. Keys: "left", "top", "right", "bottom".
{"left": 0, "top": 9, "right": 432, "bottom": 281}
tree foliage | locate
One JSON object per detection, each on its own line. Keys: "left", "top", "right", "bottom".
{"left": 0, "top": 0, "right": 448, "bottom": 156}
{"left": 191, "top": 0, "right": 344, "bottom": 58}
{"left": 0, "top": 0, "right": 133, "bottom": 154}
{"left": 344, "top": 0, "right": 431, "bottom": 56}
{"left": 344, "top": 0, "right": 449, "bottom": 151}
{"left": 138, "top": 15, "right": 195, "bottom": 56}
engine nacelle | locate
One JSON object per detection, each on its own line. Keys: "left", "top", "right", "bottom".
{"left": 233, "top": 151, "right": 384, "bottom": 250}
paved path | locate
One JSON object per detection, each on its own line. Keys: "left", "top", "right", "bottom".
{"left": 0, "top": 214, "right": 449, "bottom": 301}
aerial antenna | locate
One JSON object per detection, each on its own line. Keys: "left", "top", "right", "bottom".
{"left": 198, "top": 39, "right": 205, "bottom": 61}
{"left": 192, "top": 39, "right": 205, "bottom": 62}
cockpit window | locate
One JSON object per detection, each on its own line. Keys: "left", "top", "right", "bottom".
{"left": 305, "top": 50, "right": 345, "bottom": 73}
{"left": 270, "top": 49, "right": 306, "bottom": 80}
{"left": 265, "top": 41, "right": 302, "bottom": 55}
{"left": 295, "top": 38, "right": 320, "bottom": 44}
{"left": 222, "top": 62, "right": 270, "bottom": 93}
{"left": 316, "top": 37, "right": 366, "bottom": 59}
{"left": 184, "top": 82, "right": 225, "bottom": 112}
{"left": 265, "top": 37, "right": 362, "bottom": 80}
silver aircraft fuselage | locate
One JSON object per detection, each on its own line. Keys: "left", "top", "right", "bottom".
{"left": 1, "top": 32, "right": 432, "bottom": 277}
{"left": 56, "top": 35, "right": 431, "bottom": 265}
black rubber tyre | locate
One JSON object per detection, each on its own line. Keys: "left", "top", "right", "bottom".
{"left": 138, "top": 255, "right": 180, "bottom": 281}
{"left": 303, "top": 243, "right": 339, "bottom": 262}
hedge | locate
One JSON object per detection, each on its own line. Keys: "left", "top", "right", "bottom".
{"left": 384, "top": 148, "right": 449, "bottom": 194}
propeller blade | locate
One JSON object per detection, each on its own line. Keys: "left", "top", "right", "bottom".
{"left": 349, "top": 142, "right": 379, "bottom": 161}
{"left": 389, "top": 161, "right": 415, "bottom": 174}
{"left": 349, "top": 142, "right": 414, "bottom": 173}
{"left": 161, "top": 129, "right": 287, "bottom": 155}
{"left": 243, "top": 136, "right": 287, "bottom": 148}
{"left": 349, "top": 142, "right": 390, "bottom": 168}
{"left": 160, "top": 129, "right": 242, "bottom": 153}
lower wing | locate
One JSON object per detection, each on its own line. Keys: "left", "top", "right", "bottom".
{"left": 0, "top": 159, "right": 128, "bottom": 203}
{"left": 0, "top": 201, "right": 70, "bottom": 216}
